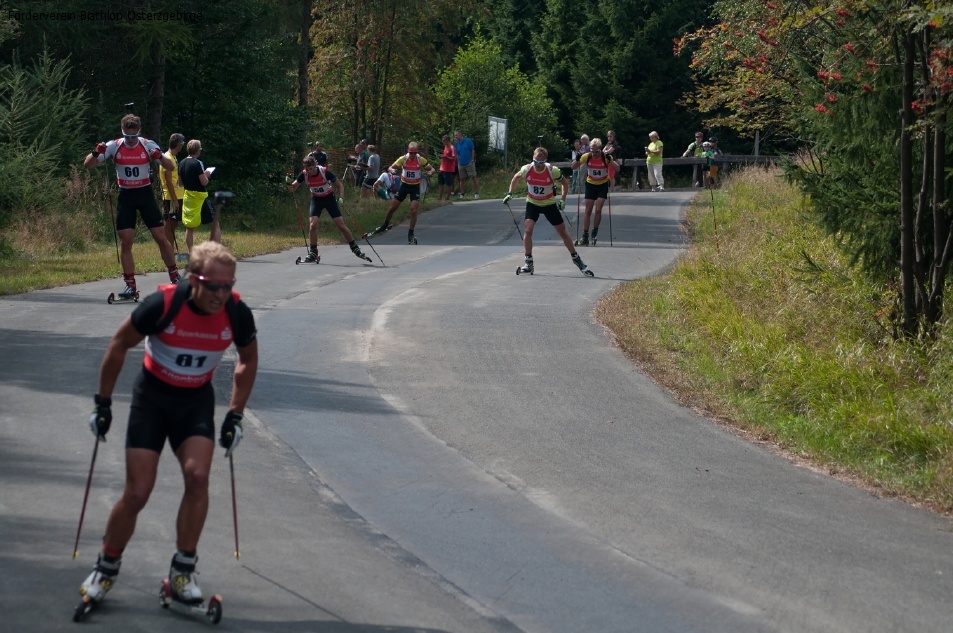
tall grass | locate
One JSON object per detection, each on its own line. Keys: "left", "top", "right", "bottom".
{"left": 597, "top": 166, "right": 953, "bottom": 512}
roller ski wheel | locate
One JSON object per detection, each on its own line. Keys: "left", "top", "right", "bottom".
{"left": 408, "top": 237, "right": 418, "bottom": 245}
{"left": 159, "top": 578, "right": 223, "bottom": 625}
{"left": 72, "top": 596, "right": 97, "bottom": 622}
{"left": 582, "top": 269, "right": 595, "bottom": 277}
{"left": 107, "top": 290, "right": 139, "bottom": 304}
{"left": 295, "top": 252, "right": 320, "bottom": 265}
{"left": 516, "top": 266, "right": 534, "bottom": 275}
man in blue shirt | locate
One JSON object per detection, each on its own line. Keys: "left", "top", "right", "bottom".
{"left": 453, "top": 130, "right": 480, "bottom": 199}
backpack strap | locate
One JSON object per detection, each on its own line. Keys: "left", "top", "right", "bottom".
{"left": 156, "top": 282, "right": 192, "bottom": 332}
{"left": 155, "top": 281, "right": 239, "bottom": 334}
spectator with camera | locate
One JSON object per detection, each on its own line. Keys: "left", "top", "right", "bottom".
{"left": 361, "top": 145, "right": 381, "bottom": 199}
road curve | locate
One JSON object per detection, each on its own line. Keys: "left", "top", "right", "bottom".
{"left": 2, "top": 193, "right": 951, "bottom": 632}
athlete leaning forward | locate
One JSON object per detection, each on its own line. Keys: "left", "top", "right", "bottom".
{"left": 370, "top": 141, "right": 436, "bottom": 244}
{"left": 504, "top": 147, "right": 593, "bottom": 277}
{"left": 570, "top": 137, "right": 615, "bottom": 246}
{"left": 77, "top": 241, "right": 258, "bottom": 617}
{"left": 287, "top": 155, "right": 370, "bottom": 263}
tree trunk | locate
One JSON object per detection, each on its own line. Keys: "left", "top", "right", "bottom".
{"left": 298, "top": 0, "right": 311, "bottom": 107}
{"left": 146, "top": 52, "right": 166, "bottom": 141}
{"left": 900, "top": 30, "right": 917, "bottom": 336}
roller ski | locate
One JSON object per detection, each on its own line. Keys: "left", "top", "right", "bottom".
{"left": 350, "top": 243, "right": 372, "bottom": 262}
{"left": 159, "top": 552, "right": 223, "bottom": 625}
{"left": 590, "top": 228, "right": 599, "bottom": 246}
{"left": 73, "top": 555, "right": 120, "bottom": 622}
{"left": 574, "top": 232, "right": 590, "bottom": 247}
{"left": 362, "top": 223, "right": 393, "bottom": 239}
{"left": 408, "top": 231, "right": 418, "bottom": 245}
{"left": 572, "top": 253, "right": 594, "bottom": 277}
{"left": 516, "top": 256, "right": 534, "bottom": 276}
{"left": 295, "top": 247, "right": 320, "bottom": 265}
{"left": 107, "top": 284, "right": 139, "bottom": 304}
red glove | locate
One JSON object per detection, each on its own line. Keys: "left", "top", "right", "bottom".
{"left": 93, "top": 142, "right": 107, "bottom": 156}
{"left": 149, "top": 148, "right": 162, "bottom": 160}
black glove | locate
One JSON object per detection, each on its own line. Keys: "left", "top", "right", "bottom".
{"left": 89, "top": 394, "right": 112, "bottom": 440}
{"left": 219, "top": 411, "right": 244, "bottom": 457}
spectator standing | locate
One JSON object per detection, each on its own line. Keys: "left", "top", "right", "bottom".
{"left": 645, "top": 131, "right": 665, "bottom": 191}
{"left": 453, "top": 130, "right": 480, "bottom": 199}
{"left": 178, "top": 140, "right": 222, "bottom": 252}
{"left": 438, "top": 135, "right": 458, "bottom": 201}
{"left": 353, "top": 140, "right": 369, "bottom": 187}
{"left": 707, "top": 137, "right": 724, "bottom": 188}
{"left": 308, "top": 141, "right": 328, "bottom": 167}
{"left": 159, "top": 133, "right": 186, "bottom": 250}
{"left": 682, "top": 132, "right": 706, "bottom": 187}
{"left": 570, "top": 139, "right": 582, "bottom": 194}
{"left": 361, "top": 144, "right": 381, "bottom": 199}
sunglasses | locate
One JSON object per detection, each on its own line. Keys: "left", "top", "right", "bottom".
{"left": 122, "top": 132, "right": 140, "bottom": 139}
{"left": 532, "top": 159, "right": 546, "bottom": 165}
{"left": 194, "top": 275, "right": 235, "bottom": 292}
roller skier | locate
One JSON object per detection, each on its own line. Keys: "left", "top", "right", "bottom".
{"left": 570, "top": 137, "right": 615, "bottom": 246}
{"left": 504, "top": 147, "right": 593, "bottom": 277}
{"left": 84, "top": 114, "right": 182, "bottom": 301}
{"left": 287, "top": 156, "right": 371, "bottom": 264}
{"left": 368, "top": 141, "right": 436, "bottom": 244}
{"left": 74, "top": 241, "right": 258, "bottom": 622}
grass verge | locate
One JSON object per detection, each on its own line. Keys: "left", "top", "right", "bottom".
{"left": 596, "top": 166, "right": 953, "bottom": 513}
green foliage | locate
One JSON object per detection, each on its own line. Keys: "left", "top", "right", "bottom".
{"left": 534, "top": 0, "right": 713, "bottom": 157}
{"left": 784, "top": 72, "right": 905, "bottom": 282}
{"left": 599, "top": 167, "right": 953, "bottom": 509}
{"left": 0, "top": 49, "right": 87, "bottom": 222}
{"left": 435, "top": 36, "right": 561, "bottom": 165}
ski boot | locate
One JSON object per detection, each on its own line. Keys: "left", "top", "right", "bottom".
{"left": 351, "top": 242, "right": 372, "bottom": 262}
{"left": 591, "top": 228, "right": 599, "bottom": 246}
{"left": 575, "top": 232, "right": 589, "bottom": 247}
{"left": 169, "top": 270, "right": 182, "bottom": 284}
{"left": 108, "top": 284, "right": 139, "bottom": 304}
{"left": 168, "top": 551, "right": 204, "bottom": 605}
{"left": 516, "top": 256, "right": 534, "bottom": 275}
{"left": 408, "top": 230, "right": 418, "bottom": 245}
{"left": 572, "top": 253, "right": 594, "bottom": 277}
{"left": 74, "top": 555, "right": 120, "bottom": 621}
{"left": 296, "top": 247, "right": 320, "bottom": 265}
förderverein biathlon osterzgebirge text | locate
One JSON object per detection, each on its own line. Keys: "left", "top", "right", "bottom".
{"left": 7, "top": 10, "right": 204, "bottom": 23}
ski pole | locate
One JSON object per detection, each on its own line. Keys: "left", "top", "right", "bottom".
{"left": 229, "top": 454, "right": 240, "bottom": 560}
{"left": 72, "top": 436, "right": 101, "bottom": 559}
{"left": 504, "top": 200, "right": 523, "bottom": 240}
{"left": 710, "top": 185, "right": 719, "bottom": 252}
{"left": 105, "top": 172, "right": 119, "bottom": 265}
{"left": 607, "top": 192, "right": 613, "bottom": 247}
{"left": 342, "top": 206, "right": 385, "bottom": 267}
{"left": 290, "top": 188, "right": 309, "bottom": 256}
{"left": 575, "top": 191, "right": 580, "bottom": 242}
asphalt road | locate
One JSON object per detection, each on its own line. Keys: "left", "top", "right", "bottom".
{"left": 1, "top": 193, "right": 951, "bottom": 632}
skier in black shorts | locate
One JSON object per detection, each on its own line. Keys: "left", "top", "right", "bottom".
{"left": 79, "top": 241, "right": 258, "bottom": 608}
{"left": 504, "top": 147, "right": 592, "bottom": 276}
{"left": 84, "top": 114, "right": 182, "bottom": 298}
{"left": 288, "top": 155, "right": 370, "bottom": 262}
